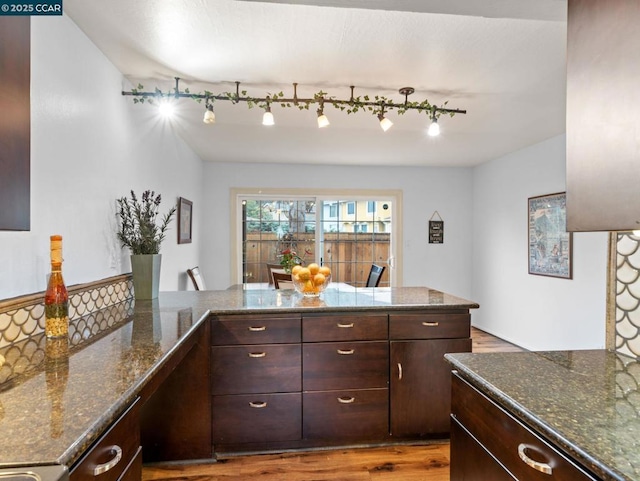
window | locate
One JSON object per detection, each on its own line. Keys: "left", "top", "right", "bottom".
{"left": 232, "top": 189, "right": 402, "bottom": 287}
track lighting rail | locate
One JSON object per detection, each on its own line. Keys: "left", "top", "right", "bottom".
{"left": 122, "top": 77, "right": 466, "bottom": 133}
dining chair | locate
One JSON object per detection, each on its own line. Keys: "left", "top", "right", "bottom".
{"left": 366, "top": 264, "right": 385, "bottom": 287}
{"left": 187, "top": 266, "right": 206, "bottom": 291}
{"left": 266, "top": 263, "right": 285, "bottom": 285}
{"left": 272, "top": 271, "right": 294, "bottom": 289}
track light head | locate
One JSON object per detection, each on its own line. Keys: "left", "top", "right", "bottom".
{"left": 203, "top": 103, "right": 215, "bottom": 124}
{"left": 317, "top": 102, "right": 329, "bottom": 128}
{"left": 428, "top": 116, "right": 440, "bottom": 136}
{"left": 377, "top": 112, "right": 393, "bottom": 132}
{"left": 262, "top": 99, "right": 274, "bottom": 126}
{"left": 158, "top": 99, "right": 175, "bottom": 118}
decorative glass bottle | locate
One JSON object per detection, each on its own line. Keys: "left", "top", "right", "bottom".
{"left": 44, "top": 235, "right": 69, "bottom": 338}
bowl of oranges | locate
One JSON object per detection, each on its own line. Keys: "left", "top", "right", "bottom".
{"left": 291, "top": 263, "right": 331, "bottom": 297}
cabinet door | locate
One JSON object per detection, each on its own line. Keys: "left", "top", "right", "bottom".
{"left": 450, "top": 418, "right": 516, "bottom": 481}
{"left": 390, "top": 338, "right": 470, "bottom": 437}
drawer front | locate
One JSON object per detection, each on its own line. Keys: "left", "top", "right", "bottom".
{"left": 213, "top": 393, "right": 302, "bottom": 444}
{"left": 303, "top": 389, "right": 388, "bottom": 440}
{"left": 212, "top": 315, "right": 301, "bottom": 345}
{"left": 303, "top": 341, "right": 389, "bottom": 391}
{"left": 451, "top": 375, "right": 598, "bottom": 481}
{"left": 302, "top": 314, "right": 388, "bottom": 342}
{"left": 212, "top": 344, "right": 301, "bottom": 395}
{"left": 71, "top": 400, "right": 140, "bottom": 481}
{"left": 389, "top": 312, "right": 470, "bottom": 340}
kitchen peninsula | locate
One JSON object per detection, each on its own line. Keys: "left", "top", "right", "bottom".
{"left": 0, "top": 283, "right": 477, "bottom": 479}
{"left": 446, "top": 350, "right": 640, "bottom": 481}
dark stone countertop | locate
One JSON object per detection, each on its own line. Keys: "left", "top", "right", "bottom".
{"left": 446, "top": 350, "right": 640, "bottom": 481}
{"left": 0, "top": 285, "right": 476, "bottom": 468}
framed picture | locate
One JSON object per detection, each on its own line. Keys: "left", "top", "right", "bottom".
{"left": 528, "top": 192, "right": 572, "bottom": 279}
{"left": 178, "top": 197, "right": 192, "bottom": 244}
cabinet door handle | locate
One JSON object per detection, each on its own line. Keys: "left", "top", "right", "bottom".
{"left": 249, "top": 401, "right": 267, "bottom": 408}
{"left": 93, "top": 445, "right": 122, "bottom": 476}
{"left": 248, "top": 352, "right": 266, "bottom": 358}
{"left": 398, "top": 362, "right": 403, "bottom": 380}
{"left": 337, "top": 349, "right": 355, "bottom": 355}
{"left": 248, "top": 326, "right": 266, "bottom": 332}
{"left": 337, "top": 322, "right": 354, "bottom": 328}
{"left": 338, "top": 396, "right": 355, "bottom": 404}
{"left": 518, "top": 444, "right": 552, "bottom": 475}
{"left": 422, "top": 321, "right": 439, "bottom": 327}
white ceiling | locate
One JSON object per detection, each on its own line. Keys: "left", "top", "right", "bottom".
{"left": 64, "top": 0, "right": 568, "bottom": 167}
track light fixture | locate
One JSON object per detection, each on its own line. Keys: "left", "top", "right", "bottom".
{"left": 124, "top": 78, "right": 466, "bottom": 133}
{"left": 428, "top": 114, "right": 440, "bottom": 137}
{"left": 316, "top": 98, "right": 330, "bottom": 128}
{"left": 203, "top": 101, "right": 215, "bottom": 124}
{"left": 377, "top": 103, "right": 393, "bottom": 132}
{"left": 262, "top": 99, "right": 274, "bottom": 126}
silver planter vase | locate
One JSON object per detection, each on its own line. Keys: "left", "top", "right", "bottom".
{"left": 130, "top": 254, "right": 162, "bottom": 300}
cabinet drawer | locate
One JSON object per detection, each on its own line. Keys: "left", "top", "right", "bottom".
{"left": 212, "top": 344, "right": 301, "bottom": 395}
{"left": 451, "top": 375, "right": 598, "bottom": 481}
{"left": 303, "top": 341, "right": 389, "bottom": 391}
{"left": 389, "top": 313, "right": 470, "bottom": 339}
{"left": 303, "top": 389, "right": 388, "bottom": 440}
{"left": 212, "top": 315, "right": 301, "bottom": 345}
{"left": 71, "top": 400, "right": 140, "bottom": 481}
{"left": 302, "top": 314, "right": 388, "bottom": 342}
{"left": 213, "top": 393, "right": 302, "bottom": 444}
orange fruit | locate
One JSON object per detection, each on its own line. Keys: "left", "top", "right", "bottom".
{"left": 313, "top": 273, "right": 326, "bottom": 286}
{"left": 307, "top": 263, "right": 320, "bottom": 275}
{"left": 291, "top": 265, "right": 303, "bottom": 276}
{"left": 319, "top": 266, "right": 331, "bottom": 277}
{"left": 297, "top": 267, "right": 311, "bottom": 281}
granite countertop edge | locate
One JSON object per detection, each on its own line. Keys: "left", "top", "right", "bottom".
{"left": 445, "top": 355, "right": 628, "bottom": 481}
{"left": 57, "top": 309, "right": 210, "bottom": 467}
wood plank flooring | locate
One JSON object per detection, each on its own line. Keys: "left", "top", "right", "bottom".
{"left": 142, "top": 327, "right": 524, "bottom": 481}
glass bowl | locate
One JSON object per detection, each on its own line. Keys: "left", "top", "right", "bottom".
{"left": 292, "top": 272, "right": 331, "bottom": 297}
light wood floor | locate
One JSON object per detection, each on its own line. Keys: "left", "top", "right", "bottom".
{"left": 142, "top": 327, "right": 523, "bottom": 481}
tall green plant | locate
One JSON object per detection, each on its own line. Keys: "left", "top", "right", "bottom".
{"left": 116, "top": 190, "right": 176, "bottom": 255}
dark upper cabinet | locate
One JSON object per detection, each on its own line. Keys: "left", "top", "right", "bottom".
{"left": 566, "top": 0, "right": 640, "bottom": 232}
{"left": 0, "top": 17, "right": 30, "bottom": 231}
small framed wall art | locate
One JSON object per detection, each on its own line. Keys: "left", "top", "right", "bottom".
{"left": 178, "top": 197, "right": 193, "bottom": 244}
{"left": 528, "top": 192, "right": 572, "bottom": 279}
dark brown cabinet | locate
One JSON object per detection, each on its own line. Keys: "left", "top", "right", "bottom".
{"left": 71, "top": 399, "right": 141, "bottom": 481}
{"left": 389, "top": 312, "right": 471, "bottom": 438}
{"left": 450, "top": 374, "right": 600, "bottom": 481}
{"left": 211, "top": 314, "right": 302, "bottom": 448}
{"left": 211, "top": 309, "right": 472, "bottom": 452}
{"left": 302, "top": 313, "right": 390, "bottom": 442}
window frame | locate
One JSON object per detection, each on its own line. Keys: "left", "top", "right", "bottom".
{"left": 230, "top": 188, "right": 403, "bottom": 287}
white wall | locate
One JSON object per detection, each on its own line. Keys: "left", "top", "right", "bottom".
{"left": 0, "top": 15, "right": 203, "bottom": 299}
{"left": 201, "top": 162, "right": 474, "bottom": 298}
{"left": 471, "top": 135, "right": 608, "bottom": 350}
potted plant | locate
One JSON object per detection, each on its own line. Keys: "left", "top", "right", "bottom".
{"left": 116, "top": 190, "right": 176, "bottom": 299}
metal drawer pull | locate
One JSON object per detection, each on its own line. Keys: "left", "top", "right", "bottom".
{"left": 249, "top": 401, "right": 267, "bottom": 408}
{"left": 518, "top": 444, "right": 552, "bottom": 475}
{"left": 337, "top": 322, "right": 354, "bottom": 328}
{"left": 248, "top": 326, "right": 266, "bottom": 332}
{"left": 338, "top": 396, "right": 355, "bottom": 404}
{"left": 398, "top": 362, "right": 403, "bottom": 380}
{"left": 248, "top": 352, "right": 266, "bottom": 358}
{"left": 422, "top": 321, "right": 439, "bottom": 327}
{"left": 93, "top": 445, "right": 122, "bottom": 476}
{"left": 337, "top": 349, "right": 355, "bottom": 355}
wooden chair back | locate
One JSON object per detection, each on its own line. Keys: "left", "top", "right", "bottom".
{"left": 187, "top": 266, "right": 206, "bottom": 291}
{"left": 272, "top": 271, "right": 294, "bottom": 289}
